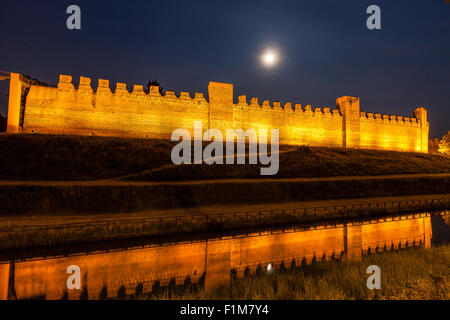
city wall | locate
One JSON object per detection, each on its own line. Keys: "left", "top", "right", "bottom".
{"left": 7, "top": 73, "right": 429, "bottom": 152}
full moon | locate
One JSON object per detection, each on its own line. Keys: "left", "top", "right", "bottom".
{"left": 261, "top": 49, "right": 279, "bottom": 68}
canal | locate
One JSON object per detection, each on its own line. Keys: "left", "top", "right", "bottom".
{"left": 0, "top": 211, "right": 448, "bottom": 300}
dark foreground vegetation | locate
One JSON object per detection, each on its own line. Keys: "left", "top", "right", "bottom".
{"left": 138, "top": 245, "right": 449, "bottom": 300}
{"left": 0, "top": 176, "right": 449, "bottom": 214}
{"left": 0, "top": 133, "right": 449, "bottom": 181}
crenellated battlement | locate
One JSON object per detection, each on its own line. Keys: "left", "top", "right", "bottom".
{"left": 7, "top": 73, "right": 429, "bottom": 152}
{"left": 235, "top": 93, "right": 343, "bottom": 120}
{"left": 360, "top": 109, "right": 421, "bottom": 127}
{"left": 55, "top": 75, "right": 209, "bottom": 105}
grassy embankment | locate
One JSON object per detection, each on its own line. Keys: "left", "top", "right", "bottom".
{"left": 1, "top": 133, "right": 449, "bottom": 181}
{"left": 139, "top": 244, "right": 450, "bottom": 300}
{"left": 0, "top": 134, "right": 449, "bottom": 215}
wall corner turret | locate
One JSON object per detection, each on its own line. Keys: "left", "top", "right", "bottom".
{"left": 7, "top": 73, "right": 26, "bottom": 133}
{"left": 414, "top": 107, "right": 429, "bottom": 153}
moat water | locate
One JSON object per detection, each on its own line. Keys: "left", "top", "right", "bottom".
{"left": 0, "top": 211, "right": 449, "bottom": 300}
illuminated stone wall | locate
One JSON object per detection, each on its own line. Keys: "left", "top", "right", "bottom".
{"left": 8, "top": 73, "right": 429, "bottom": 152}
{"left": 360, "top": 108, "right": 429, "bottom": 153}
{"left": 19, "top": 75, "right": 209, "bottom": 139}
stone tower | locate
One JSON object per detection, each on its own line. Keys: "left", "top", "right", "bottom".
{"left": 336, "top": 96, "right": 361, "bottom": 148}
{"left": 414, "top": 107, "right": 429, "bottom": 153}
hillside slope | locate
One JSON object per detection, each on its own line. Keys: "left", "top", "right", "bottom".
{"left": 0, "top": 133, "right": 449, "bottom": 181}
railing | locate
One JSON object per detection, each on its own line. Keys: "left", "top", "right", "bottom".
{"left": 1, "top": 196, "right": 449, "bottom": 250}
{"left": 0, "top": 71, "right": 10, "bottom": 81}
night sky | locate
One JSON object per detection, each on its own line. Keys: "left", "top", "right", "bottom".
{"left": 0, "top": 0, "right": 449, "bottom": 138}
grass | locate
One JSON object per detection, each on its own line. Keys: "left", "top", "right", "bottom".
{"left": 0, "top": 133, "right": 449, "bottom": 181}
{"left": 0, "top": 133, "right": 174, "bottom": 181}
{"left": 1, "top": 175, "right": 449, "bottom": 214}
{"left": 138, "top": 244, "right": 450, "bottom": 300}
{"left": 0, "top": 133, "right": 448, "bottom": 215}
{"left": 130, "top": 145, "right": 450, "bottom": 182}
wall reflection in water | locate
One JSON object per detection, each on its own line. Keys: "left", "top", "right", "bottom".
{"left": 0, "top": 212, "right": 438, "bottom": 300}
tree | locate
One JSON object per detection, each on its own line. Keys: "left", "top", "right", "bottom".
{"left": 438, "top": 131, "right": 450, "bottom": 155}
{"left": 429, "top": 138, "right": 440, "bottom": 154}
{"left": 22, "top": 74, "right": 48, "bottom": 87}
{"left": 4, "top": 74, "right": 48, "bottom": 99}
{"left": 144, "top": 79, "right": 164, "bottom": 95}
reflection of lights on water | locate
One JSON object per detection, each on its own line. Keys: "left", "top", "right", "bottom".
{"left": 267, "top": 263, "right": 273, "bottom": 274}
